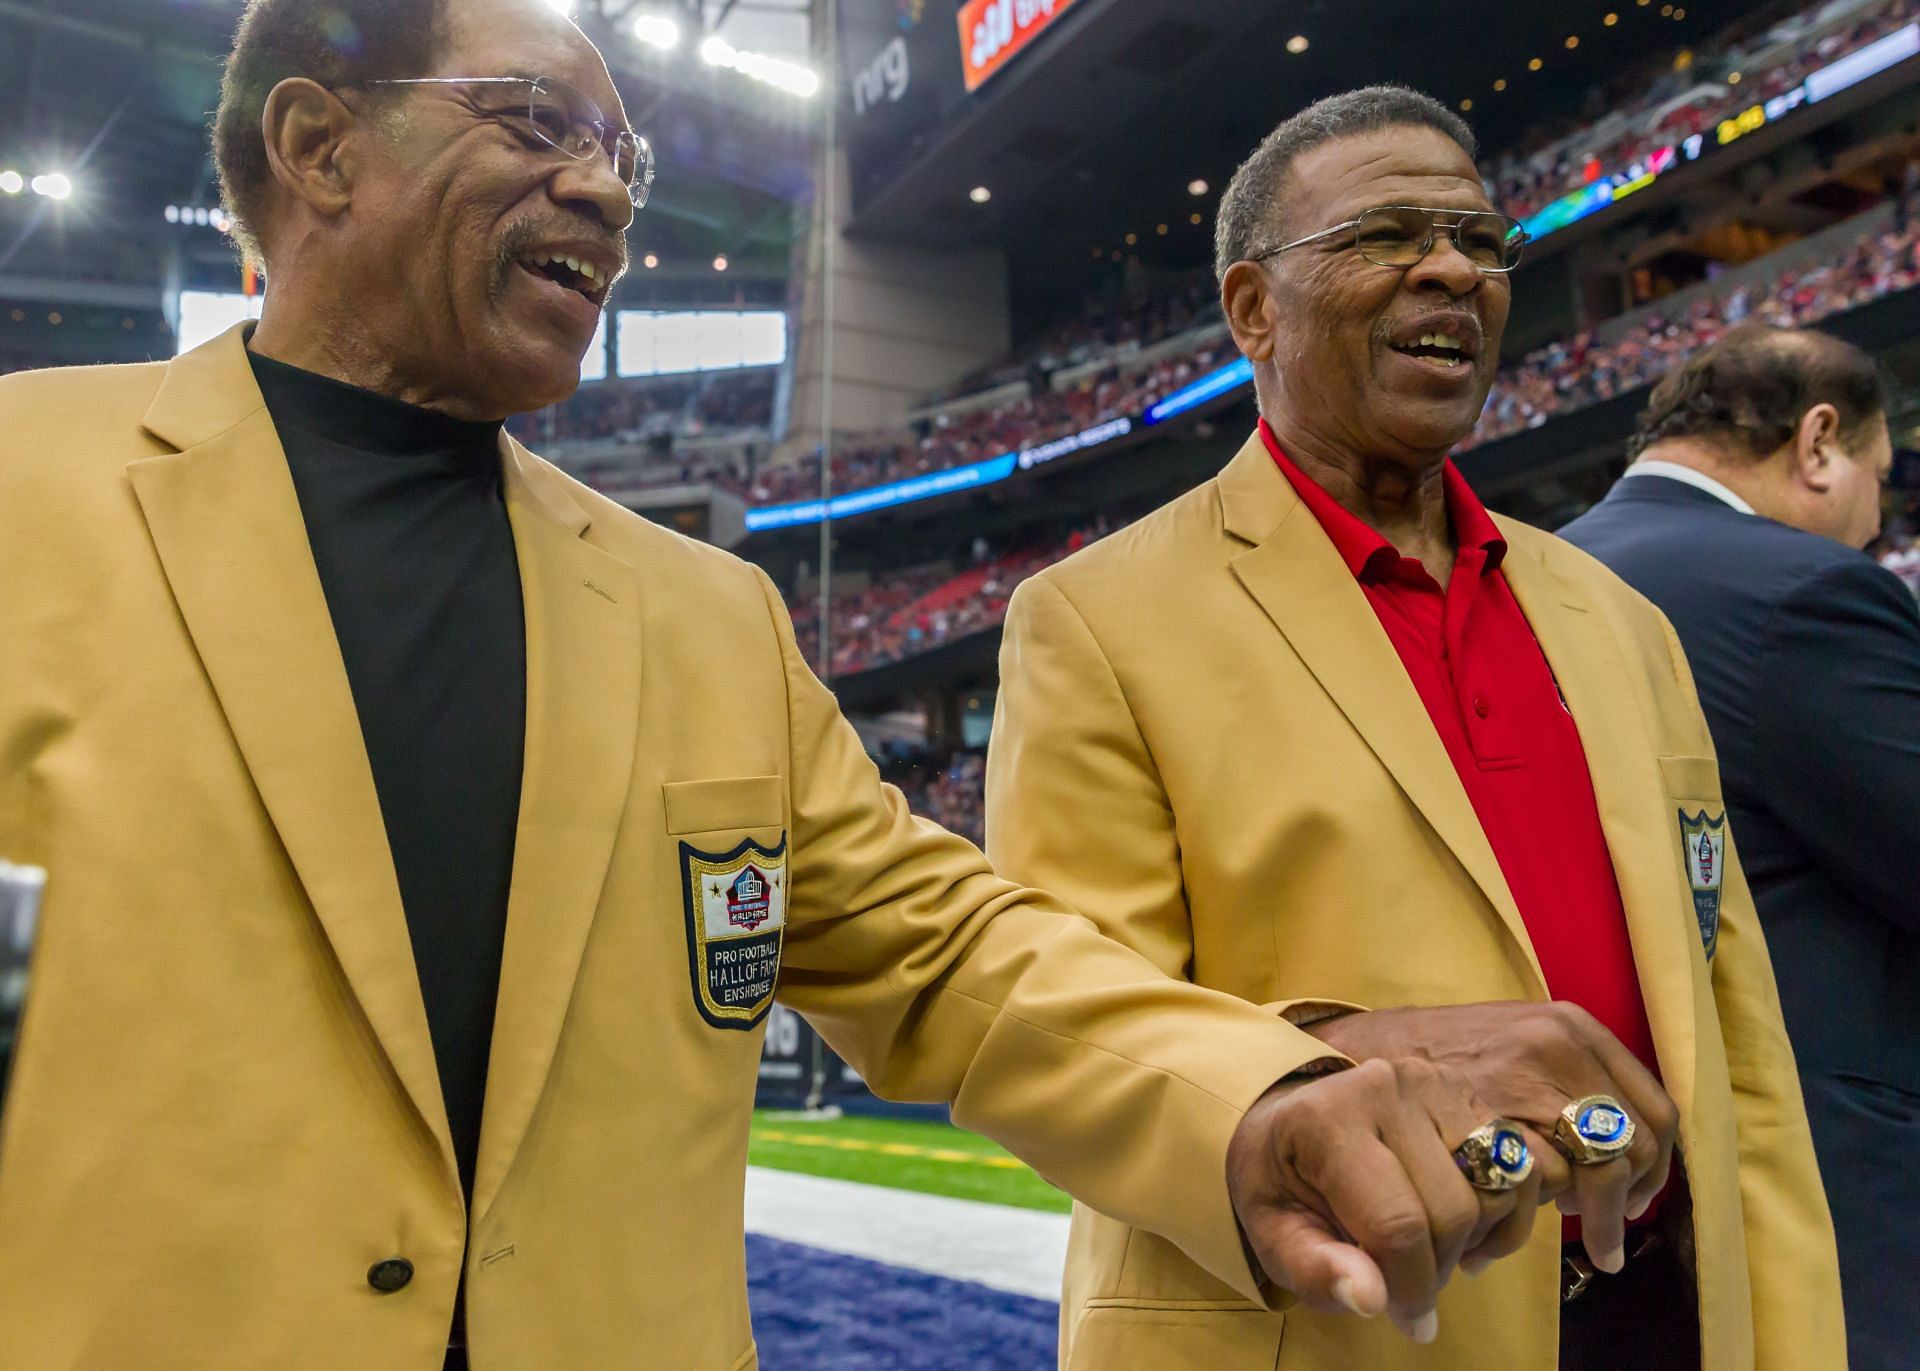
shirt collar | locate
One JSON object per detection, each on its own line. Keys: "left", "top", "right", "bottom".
{"left": 1258, "top": 418, "right": 1507, "bottom": 582}
{"left": 1624, "top": 459, "right": 1757, "bottom": 515}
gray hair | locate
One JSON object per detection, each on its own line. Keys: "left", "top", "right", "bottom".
{"left": 1213, "top": 85, "right": 1477, "bottom": 281}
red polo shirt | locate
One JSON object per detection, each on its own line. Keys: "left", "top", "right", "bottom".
{"left": 1260, "top": 420, "right": 1658, "bottom": 1086}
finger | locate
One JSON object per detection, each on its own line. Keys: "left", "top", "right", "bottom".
{"left": 1565, "top": 1157, "right": 1633, "bottom": 1273}
{"left": 1309, "top": 1130, "right": 1442, "bottom": 1342}
{"left": 1392, "top": 1103, "right": 1505, "bottom": 1284}
{"left": 1520, "top": 1124, "right": 1573, "bottom": 1204}
{"left": 1573, "top": 1019, "right": 1680, "bottom": 1190}
{"left": 1244, "top": 1205, "right": 1388, "bottom": 1319}
{"left": 1460, "top": 1151, "right": 1543, "bottom": 1274}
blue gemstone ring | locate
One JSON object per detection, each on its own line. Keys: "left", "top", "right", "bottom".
{"left": 1553, "top": 1094, "right": 1637, "bottom": 1165}
{"left": 1454, "top": 1119, "right": 1535, "bottom": 1192}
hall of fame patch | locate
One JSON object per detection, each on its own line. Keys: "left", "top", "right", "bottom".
{"left": 1677, "top": 808, "right": 1726, "bottom": 960}
{"left": 680, "top": 835, "right": 788, "bottom": 1030}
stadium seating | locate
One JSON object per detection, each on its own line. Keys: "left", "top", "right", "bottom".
{"left": 1489, "top": 0, "right": 1920, "bottom": 222}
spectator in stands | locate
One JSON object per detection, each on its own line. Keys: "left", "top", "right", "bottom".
{"left": 1560, "top": 324, "right": 1920, "bottom": 1371}
{"left": 989, "top": 85, "right": 1841, "bottom": 1371}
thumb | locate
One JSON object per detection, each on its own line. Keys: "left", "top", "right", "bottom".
{"left": 1246, "top": 1206, "right": 1388, "bottom": 1319}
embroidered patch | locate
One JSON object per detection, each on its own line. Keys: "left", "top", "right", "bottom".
{"left": 680, "top": 835, "right": 788, "bottom": 1030}
{"left": 1677, "top": 809, "right": 1726, "bottom": 960}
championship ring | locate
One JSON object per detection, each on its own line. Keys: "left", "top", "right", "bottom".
{"left": 1453, "top": 1119, "right": 1534, "bottom": 1192}
{"left": 1553, "top": 1094, "right": 1636, "bottom": 1165}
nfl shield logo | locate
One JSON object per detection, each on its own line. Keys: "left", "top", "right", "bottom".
{"left": 1676, "top": 809, "right": 1727, "bottom": 960}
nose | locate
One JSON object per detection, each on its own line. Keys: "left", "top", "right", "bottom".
{"left": 550, "top": 152, "right": 637, "bottom": 235}
{"left": 1403, "top": 231, "right": 1485, "bottom": 297}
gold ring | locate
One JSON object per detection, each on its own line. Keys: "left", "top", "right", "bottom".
{"left": 1553, "top": 1095, "right": 1636, "bottom": 1165}
{"left": 1453, "top": 1119, "right": 1535, "bottom": 1192}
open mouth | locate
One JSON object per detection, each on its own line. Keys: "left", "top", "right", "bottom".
{"left": 1388, "top": 331, "right": 1474, "bottom": 369}
{"left": 514, "top": 250, "right": 612, "bottom": 308}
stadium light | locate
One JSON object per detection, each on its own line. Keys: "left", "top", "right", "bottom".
{"left": 1188, "top": 179, "right": 1208, "bottom": 196}
{"left": 633, "top": 13, "right": 681, "bottom": 50}
{"left": 713, "top": 254, "right": 729, "bottom": 272}
{"left": 30, "top": 173, "right": 73, "bottom": 201}
{"left": 1286, "top": 35, "right": 1309, "bottom": 54}
{"left": 969, "top": 186, "right": 991, "bottom": 204}
{"left": 643, "top": 252, "right": 659, "bottom": 269}
{"left": 698, "top": 35, "right": 820, "bottom": 97}
{"left": 0, "top": 170, "right": 22, "bottom": 195}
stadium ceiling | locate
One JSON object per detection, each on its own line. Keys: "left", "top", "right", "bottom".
{"left": 0, "top": 0, "right": 819, "bottom": 299}
{"left": 849, "top": 0, "right": 1776, "bottom": 275}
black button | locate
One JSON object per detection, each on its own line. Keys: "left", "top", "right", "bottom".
{"left": 367, "top": 1258, "right": 414, "bottom": 1293}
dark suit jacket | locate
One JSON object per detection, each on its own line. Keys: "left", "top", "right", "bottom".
{"left": 1561, "top": 472, "right": 1920, "bottom": 1371}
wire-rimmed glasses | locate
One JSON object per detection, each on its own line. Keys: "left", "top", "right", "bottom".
{"left": 1252, "top": 205, "right": 1528, "bottom": 274}
{"left": 362, "top": 75, "right": 655, "bottom": 209}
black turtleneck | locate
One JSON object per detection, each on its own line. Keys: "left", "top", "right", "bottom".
{"left": 248, "top": 349, "right": 525, "bottom": 1228}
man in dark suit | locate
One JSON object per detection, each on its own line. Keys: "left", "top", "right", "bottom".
{"left": 1560, "top": 322, "right": 1919, "bottom": 1371}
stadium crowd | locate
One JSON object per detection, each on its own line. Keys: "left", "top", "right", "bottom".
{"left": 891, "top": 751, "right": 987, "bottom": 849}
{"left": 790, "top": 519, "right": 1119, "bottom": 679}
{"left": 1469, "top": 212, "right": 1920, "bottom": 448}
{"left": 510, "top": 367, "right": 775, "bottom": 447}
{"left": 1488, "top": 0, "right": 1920, "bottom": 223}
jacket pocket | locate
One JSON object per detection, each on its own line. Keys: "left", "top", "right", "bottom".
{"left": 1066, "top": 1302, "right": 1282, "bottom": 1370}
{"left": 663, "top": 776, "right": 785, "bottom": 836}
{"left": 1657, "top": 753, "right": 1724, "bottom": 803}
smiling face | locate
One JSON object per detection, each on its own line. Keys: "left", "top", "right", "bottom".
{"left": 331, "top": 0, "right": 634, "bottom": 416}
{"left": 1232, "top": 125, "right": 1510, "bottom": 465}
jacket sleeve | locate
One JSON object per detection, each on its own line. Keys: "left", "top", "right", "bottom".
{"left": 1658, "top": 613, "right": 1847, "bottom": 1370}
{"left": 1750, "top": 559, "right": 1920, "bottom": 931}
{"left": 752, "top": 569, "right": 1341, "bottom": 1302}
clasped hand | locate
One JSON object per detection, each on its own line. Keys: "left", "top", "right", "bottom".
{"left": 1223, "top": 1002, "right": 1678, "bottom": 1344}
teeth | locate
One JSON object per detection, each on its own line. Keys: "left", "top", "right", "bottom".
{"left": 579, "top": 260, "right": 597, "bottom": 281}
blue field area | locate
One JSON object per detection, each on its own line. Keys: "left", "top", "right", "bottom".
{"left": 747, "top": 1234, "right": 1058, "bottom": 1369}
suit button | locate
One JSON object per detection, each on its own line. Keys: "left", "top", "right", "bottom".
{"left": 367, "top": 1258, "right": 414, "bottom": 1293}
{"left": 1472, "top": 695, "right": 1491, "bottom": 718}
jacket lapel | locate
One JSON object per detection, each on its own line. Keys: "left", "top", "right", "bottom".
{"left": 470, "top": 441, "right": 641, "bottom": 1225}
{"left": 1498, "top": 529, "right": 1698, "bottom": 1119}
{"left": 1217, "top": 435, "right": 1546, "bottom": 991}
{"left": 127, "top": 325, "right": 456, "bottom": 1187}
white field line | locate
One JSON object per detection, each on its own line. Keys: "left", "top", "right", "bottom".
{"left": 744, "top": 1165, "right": 1070, "bottom": 1301}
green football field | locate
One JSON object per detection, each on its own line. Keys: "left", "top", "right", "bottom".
{"left": 749, "top": 1109, "right": 1071, "bottom": 1213}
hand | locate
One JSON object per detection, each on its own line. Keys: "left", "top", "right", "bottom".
{"left": 1305, "top": 1002, "right": 1680, "bottom": 1275}
{"left": 1226, "top": 1057, "right": 1544, "bottom": 1343}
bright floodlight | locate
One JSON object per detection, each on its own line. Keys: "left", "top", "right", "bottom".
{"left": 1188, "top": 178, "right": 1209, "bottom": 196}
{"left": 1286, "top": 34, "right": 1309, "bottom": 53}
{"left": 30, "top": 173, "right": 73, "bottom": 200}
{"left": 633, "top": 13, "right": 680, "bottom": 50}
{"left": 699, "top": 34, "right": 819, "bottom": 96}
{"left": 0, "top": 170, "right": 23, "bottom": 195}
{"left": 969, "top": 186, "right": 991, "bottom": 204}
{"left": 713, "top": 254, "right": 729, "bottom": 272}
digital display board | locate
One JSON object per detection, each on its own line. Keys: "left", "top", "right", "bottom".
{"left": 956, "top": 0, "right": 1083, "bottom": 92}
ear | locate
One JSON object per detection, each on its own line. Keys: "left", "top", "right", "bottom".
{"left": 1792, "top": 402, "right": 1843, "bottom": 493}
{"left": 1221, "top": 259, "right": 1278, "bottom": 364}
{"left": 259, "top": 78, "right": 360, "bottom": 223}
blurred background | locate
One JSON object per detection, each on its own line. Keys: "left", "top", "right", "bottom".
{"left": 7, "top": 0, "right": 1920, "bottom": 1362}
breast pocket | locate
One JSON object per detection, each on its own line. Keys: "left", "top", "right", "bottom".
{"left": 664, "top": 777, "right": 789, "bottom": 1031}
{"left": 1659, "top": 754, "right": 1728, "bottom": 961}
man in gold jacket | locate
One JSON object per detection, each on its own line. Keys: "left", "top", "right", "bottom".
{"left": 988, "top": 88, "right": 1844, "bottom": 1370}
{"left": 0, "top": 11, "right": 1551, "bottom": 1371}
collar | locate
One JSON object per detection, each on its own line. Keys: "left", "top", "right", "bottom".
{"left": 1624, "top": 459, "right": 1757, "bottom": 515}
{"left": 1257, "top": 417, "right": 1506, "bottom": 581}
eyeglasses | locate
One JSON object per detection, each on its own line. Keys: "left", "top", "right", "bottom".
{"left": 1251, "top": 205, "right": 1528, "bottom": 274}
{"left": 359, "top": 75, "right": 655, "bottom": 209}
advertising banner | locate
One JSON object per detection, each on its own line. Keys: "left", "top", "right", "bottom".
{"left": 956, "top": 0, "right": 1082, "bottom": 92}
